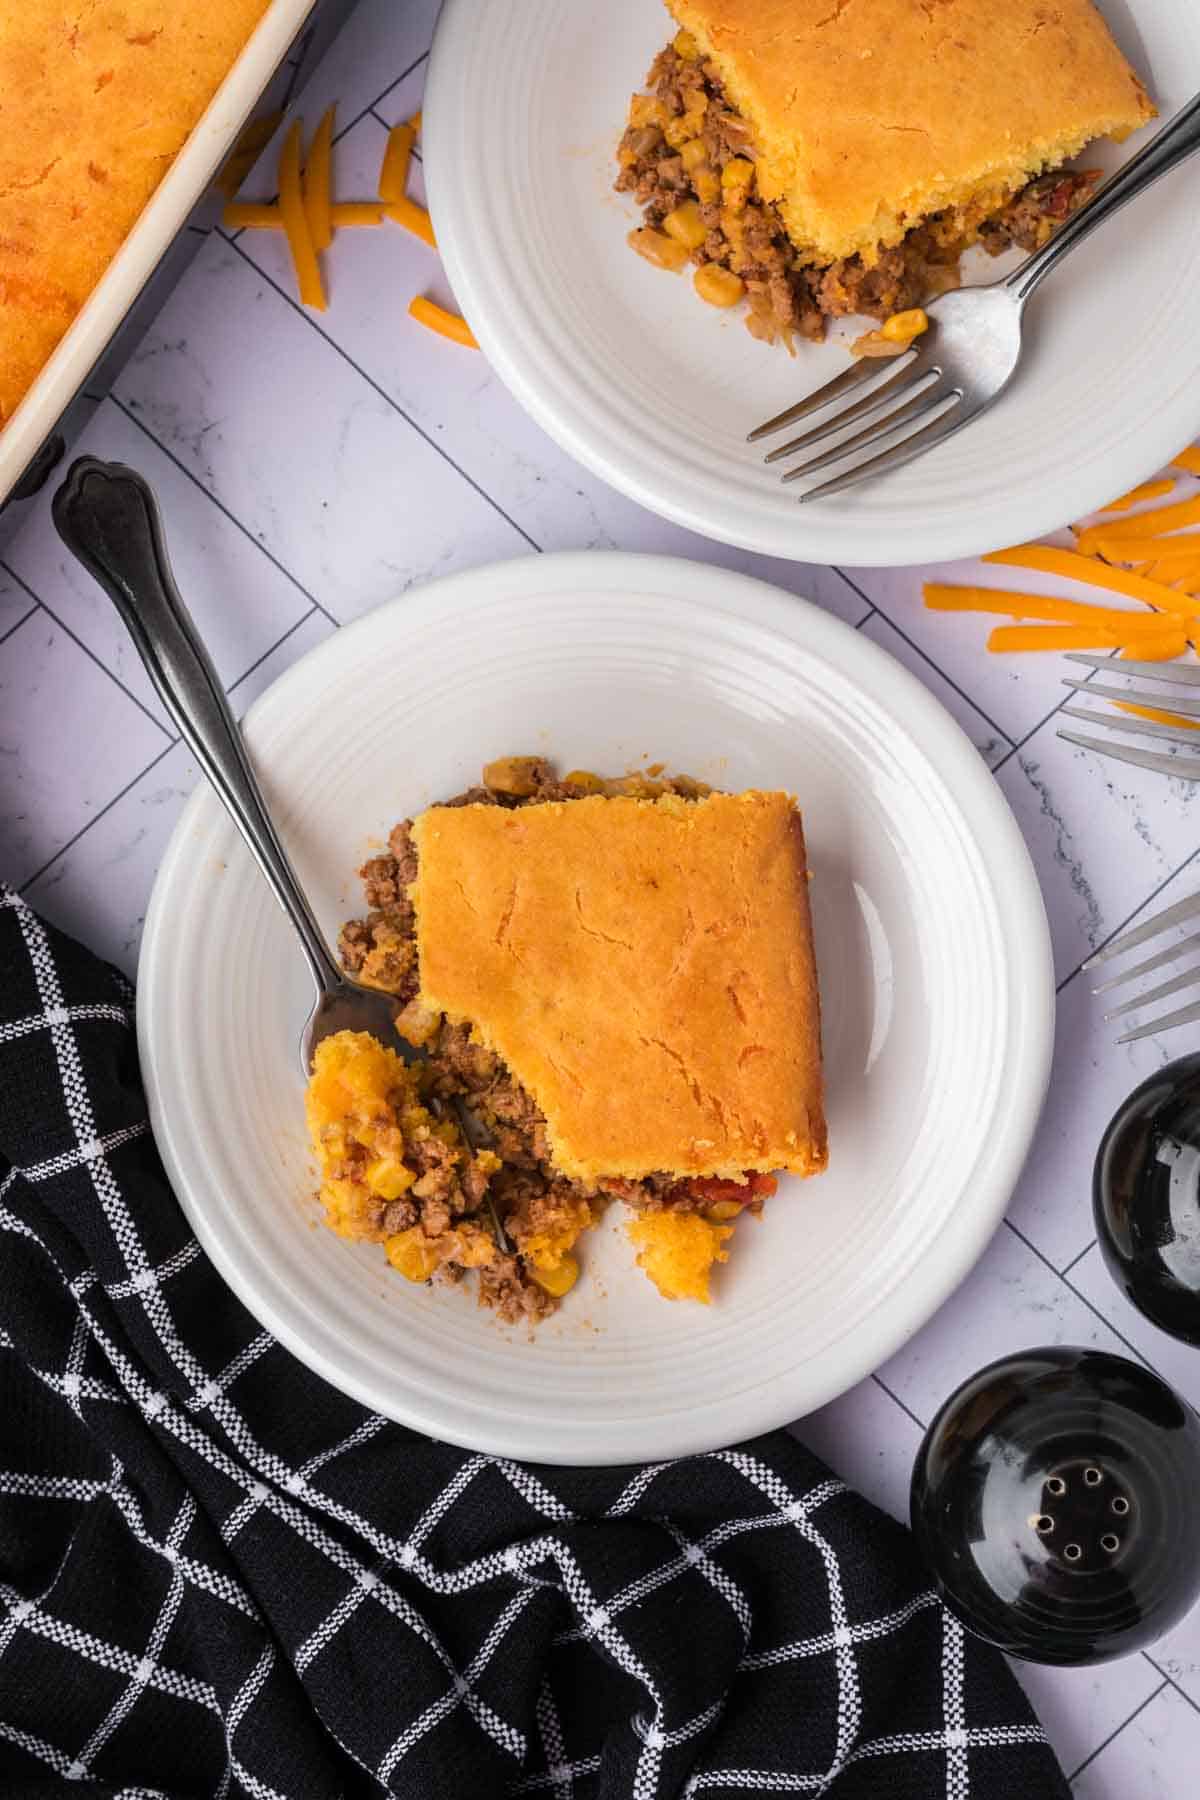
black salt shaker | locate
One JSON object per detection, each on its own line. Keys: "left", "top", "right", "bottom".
{"left": 910, "top": 1347, "right": 1200, "bottom": 1664}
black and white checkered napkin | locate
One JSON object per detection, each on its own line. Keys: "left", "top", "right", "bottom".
{"left": 0, "top": 885, "right": 1069, "bottom": 1799}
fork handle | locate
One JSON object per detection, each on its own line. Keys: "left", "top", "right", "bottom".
{"left": 52, "top": 457, "right": 345, "bottom": 996}
{"left": 1007, "top": 90, "right": 1200, "bottom": 305}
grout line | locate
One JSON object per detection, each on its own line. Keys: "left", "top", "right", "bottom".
{"left": 1143, "top": 1655, "right": 1200, "bottom": 1722}
{"left": 1004, "top": 1218, "right": 1154, "bottom": 1371}
{"left": 21, "top": 603, "right": 325, "bottom": 894}
{"left": 21, "top": 740, "right": 178, "bottom": 891}
{"left": 0, "top": 559, "right": 173, "bottom": 741}
{"left": 1055, "top": 845, "right": 1200, "bottom": 995}
{"left": 110, "top": 396, "right": 341, "bottom": 630}
{"left": 991, "top": 654, "right": 1119, "bottom": 776}
{"left": 1059, "top": 1239, "right": 1096, "bottom": 1278}
{"left": 833, "top": 569, "right": 1016, "bottom": 751}
{"left": 870, "top": 1372, "right": 927, "bottom": 1433}
{"left": 228, "top": 602, "right": 319, "bottom": 700}
{"left": 1067, "top": 1679, "right": 1167, "bottom": 1783}
{"left": 0, "top": 599, "right": 39, "bottom": 648}
{"left": 220, "top": 232, "right": 543, "bottom": 554}
{"left": 332, "top": 49, "right": 429, "bottom": 147}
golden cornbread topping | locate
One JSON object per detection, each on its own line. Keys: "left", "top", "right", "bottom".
{"left": 320, "top": 758, "right": 827, "bottom": 1325}
{"left": 0, "top": 2, "right": 271, "bottom": 426}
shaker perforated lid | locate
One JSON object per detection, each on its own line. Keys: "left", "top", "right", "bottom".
{"left": 911, "top": 1347, "right": 1200, "bottom": 1666}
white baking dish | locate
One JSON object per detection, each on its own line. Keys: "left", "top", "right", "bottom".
{"left": 0, "top": 0, "right": 324, "bottom": 516}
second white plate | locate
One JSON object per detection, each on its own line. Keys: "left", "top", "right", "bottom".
{"left": 139, "top": 552, "right": 1053, "bottom": 1464}
{"left": 424, "top": 0, "right": 1200, "bottom": 567}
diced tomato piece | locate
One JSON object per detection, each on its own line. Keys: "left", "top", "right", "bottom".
{"left": 682, "top": 1171, "right": 778, "bottom": 1207}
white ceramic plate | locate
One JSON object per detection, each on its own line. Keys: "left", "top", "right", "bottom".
{"left": 423, "top": 0, "right": 1200, "bottom": 567}
{"left": 139, "top": 553, "right": 1053, "bottom": 1464}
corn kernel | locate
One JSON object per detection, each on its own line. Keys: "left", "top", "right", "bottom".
{"left": 365, "top": 1157, "right": 415, "bottom": 1201}
{"left": 680, "top": 137, "right": 708, "bottom": 171}
{"left": 532, "top": 1254, "right": 580, "bottom": 1298}
{"left": 662, "top": 200, "right": 707, "bottom": 250}
{"left": 694, "top": 264, "right": 745, "bottom": 308}
{"left": 673, "top": 27, "right": 701, "bottom": 59}
{"left": 721, "top": 157, "right": 755, "bottom": 190}
{"left": 563, "top": 769, "right": 605, "bottom": 792}
{"left": 629, "top": 94, "right": 668, "bottom": 130}
{"left": 628, "top": 227, "right": 690, "bottom": 272}
{"left": 484, "top": 754, "right": 543, "bottom": 796}
{"left": 386, "top": 1226, "right": 440, "bottom": 1282}
{"left": 694, "top": 168, "right": 720, "bottom": 204}
{"left": 881, "top": 307, "right": 929, "bottom": 344}
{"left": 705, "top": 1198, "right": 745, "bottom": 1221}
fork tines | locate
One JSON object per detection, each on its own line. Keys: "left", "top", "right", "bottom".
{"left": 1056, "top": 654, "right": 1200, "bottom": 784}
{"left": 1079, "top": 891, "right": 1200, "bottom": 1044}
{"left": 749, "top": 345, "right": 964, "bottom": 502}
{"left": 1059, "top": 655, "right": 1200, "bottom": 1040}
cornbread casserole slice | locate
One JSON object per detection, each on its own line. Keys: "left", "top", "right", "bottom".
{"left": 618, "top": 0, "right": 1153, "bottom": 348}
{"left": 322, "top": 759, "right": 826, "bottom": 1325}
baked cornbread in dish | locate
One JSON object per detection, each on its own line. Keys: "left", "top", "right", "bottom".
{"left": 325, "top": 757, "right": 826, "bottom": 1325}
{"left": 617, "top": 0, "right": 1154, "bottom": 349}
{"left": 0, "top": 1, "right": 271, "bottom": 427}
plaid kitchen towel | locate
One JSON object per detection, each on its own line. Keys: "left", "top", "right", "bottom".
{"left": 0, "top": 886, "right": 1069, "bottom": 1800}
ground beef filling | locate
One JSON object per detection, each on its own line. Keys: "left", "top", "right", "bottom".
{"left": 615, "top": 42, "right": 1098, "bottom": 349}
{"left": 339, "top": 758, "right": 772, "bottom": 1321}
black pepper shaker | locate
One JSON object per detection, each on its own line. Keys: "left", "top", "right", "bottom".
{"left": 1094, "top": 1052, "right": 1200, "bottom": 1344}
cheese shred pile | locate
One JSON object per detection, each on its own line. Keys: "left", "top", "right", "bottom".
{"left": 218, "top": 104, "right": 477, "bottom": 347}
{"left": 923, "top": 446, "right": 1200, "bottom": 732}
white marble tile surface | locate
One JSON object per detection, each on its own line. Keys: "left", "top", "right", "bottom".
{"left": 3, "top": 3, "right": 1200, "bottom": 1789}
{"left": 0, "top": 567, "right": 36, "bottom": 642}
{"left": 0, "top": 609, "right": 168, "bottom": 888}
{"left": 1071, "top": 1682, "right": 1200, "bottom": 1798}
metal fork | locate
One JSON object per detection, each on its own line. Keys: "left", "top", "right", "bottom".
{"left": 1056, "top": 653, "right": 1200, "bottom": 1042}
{"left": 749, "top": 91, "right": 1200, "bottom": 501}
{"left": 52, "top": 457, "right": 513, "bottom": 1245}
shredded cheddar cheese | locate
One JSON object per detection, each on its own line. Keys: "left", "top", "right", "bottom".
{"left": 215, "top": 110, "right": 283, "bottom": 200}
{"left": 378, "top": 121, "right": 416, "bottom": 204}
{"left": 222, "top": 202, "right": 282, "bottom": 229}
{"left": 278, "top": 120, "right": 326, "bottom": 311}
{"left": 923, "top": 585, "right": 1181, "bottom": 631}
{"left": 222, "top": 200, "right": 385, "bottom": 231}
{"left": 220, "top": 98, "right": 475, "bottom": 352}
{"left": 1116, "top": 700, "right": 1200, "bottom": 729}
{"left": 1089, "top": 535, "right": 1200, "bottom": 570}
{"left": 1075, "top": 494, "right": 1200, "bottom": 555}
{"left": 983, "top": 546, "right": 1200, "bottom": 619}
{"left": 387, "top": 197, "right": 437, "bottom": 248}
{"left": 331, "top": 202, "right": 385, "bottom": 227}
{"left": 1118, "top": 637, "right": 1191, "bottom": 663}
{"left": 304, "top": 105, "right": 336, "bottom": 253}
{"left": 986, "top": 625, "right": 1179, "bottom": 654}
{"left": 1098, "top": 479, "right": 1175, "bottom": 513}
{"left": 409, "top": 295, "right": 478, "bottom": 348}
